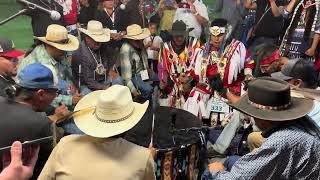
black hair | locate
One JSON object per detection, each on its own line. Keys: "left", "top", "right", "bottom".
{"left": 149, "top": 14, "right": 161, "bottom": 25}
{"left": 290, "top": 59, "right": 318, "bottom": 89}
{"left": 211, "top": 18, "right": 228, "bottom": 27}
{"left": 262, "top": 116, "right": 320, "bottom": 139}
{"left": 252, "top": 43, "right": 279, "bottom": 77}
{"left": 5, "top": 85, "right": 35, "bottom": 102}
{"left": 24, "top": 40, "right": 44, "bottom": 57}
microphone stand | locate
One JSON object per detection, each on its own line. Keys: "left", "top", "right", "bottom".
{"left": 0, "top": 9, "right": 28, "bottom": 26}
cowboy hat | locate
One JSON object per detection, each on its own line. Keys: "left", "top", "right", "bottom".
{"left": 73, "top": 85, "right": 149, "bottom": 138}
{"left": 170, "top": 20, "right": 194, "bottom": 36}
{"left": 35, "top": 24, "right": 79, "bottom": 51}
{"left": 230, "top": 77, "right": 314, "bottom": 121}
{"left": 124, "top": 24, "right": 151, "bottom": 40}
{"left": 79, "top": 20, "right": 111, "bottom": 43}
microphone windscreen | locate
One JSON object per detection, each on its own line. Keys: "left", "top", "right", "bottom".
{"left": 50, "top": 10, "right": 61, "bottom": 21}
{"left": 120, "top": 4, "right": 126, "bottom": 10}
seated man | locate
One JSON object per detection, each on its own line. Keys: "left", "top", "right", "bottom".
{"left": 18, "top": 24, "right": 80, "bottom": 109}
{"left": 72, "top": 20, "right": 123, "bottom": 95}
{"left": 38, "top": 85, "right": 156, "bottom": 180}
{"left": 0, "top": 63, "right": 67, "bottom": 179}
{"left": 205, "top": 77, "right": 320, "bottom": 179}
{"left": 18, "top": 24, "right": 81, "bottom": 134}
{"left": 0, "top": 37, "right": 24, "bottom": 97}
{"left": 120, "top": 24, "right": 153, "bottom": 101}
{"left": 247, "top": 58, "right": 320, "bottom": 142}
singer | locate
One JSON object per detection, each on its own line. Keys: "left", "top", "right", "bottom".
{"left": 18, "top": 0, "right": 65, "bottom": 37}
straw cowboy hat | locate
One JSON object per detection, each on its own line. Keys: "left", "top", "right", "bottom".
{"left": 124, "top": 24, "right": 150, "bottom": 40}
{"left": 79, "top": 20, "right": 111, "bottom": 42}
{"left": 231, "top": 77, "right": 314, "bottom": 121}
{"left": 35, "top": 24, "right": 79, "bottom": 51}
{"left": 73, "top": 85, "right": 149, "bottom": 138}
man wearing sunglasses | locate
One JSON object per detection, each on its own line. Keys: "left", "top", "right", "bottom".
{"left": 0, "top": 37, "right": 25, "bottom": 97}
{"left": 0, "top": 63, "right": 69, "bottom": 179}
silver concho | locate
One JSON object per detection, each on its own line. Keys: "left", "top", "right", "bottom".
{"left": 95, "top": 63, "right": 106, "bottom": 75}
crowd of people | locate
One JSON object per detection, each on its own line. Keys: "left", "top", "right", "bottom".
{"left": 0, "top": 0, "right": 320, "bottom": 179}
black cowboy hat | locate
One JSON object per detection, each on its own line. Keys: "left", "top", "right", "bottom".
{"left": 230, "top": 77, "right": 314, "bottom": 121}
{"left": 170, "top": 20, "right": 194, "bottom": 36}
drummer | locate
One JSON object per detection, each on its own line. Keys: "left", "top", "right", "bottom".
{"left": 38, "top": 85, "right": 156, "bottom": 180}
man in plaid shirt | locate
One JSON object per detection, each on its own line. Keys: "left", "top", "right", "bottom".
{"left": 120, "top": 24, "right": 152, "bottom": 101}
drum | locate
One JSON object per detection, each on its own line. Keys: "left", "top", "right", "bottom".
{"left": 125, "top": 106, "right": 206, "bottom": 180}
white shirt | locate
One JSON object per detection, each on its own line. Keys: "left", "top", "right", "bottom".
{"left": 174, "top": 0, "right": 209, "bottom": 38}
{"left": 143, "top": 35, "right": 162, "bottom": 60}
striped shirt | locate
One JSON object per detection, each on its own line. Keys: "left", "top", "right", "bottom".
{"left": 119, "top": 42, "right": 148, "bottom": 94}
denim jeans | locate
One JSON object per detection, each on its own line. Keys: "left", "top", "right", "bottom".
{"left": 80, "top": 76, "right": 124, "bottom": 96}
{"left": 131, "top": 74, "right": 153, "bottom": 100}
{"left": 201, "top": 155, "right": 241, "bottom": 179}
{"left": 60, "top": 118, "right": 84, "bottom": 135}
{"left": 209, "top": 111, "right": 243, "bottom": 154}
{"left": 224, "top": 155, "right": 241, "bottom": 171}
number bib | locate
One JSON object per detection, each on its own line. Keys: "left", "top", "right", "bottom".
{"left": 210, "top": 99, "right": 229, "bottom": 113}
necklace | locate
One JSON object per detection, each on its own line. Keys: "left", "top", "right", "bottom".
{"left": 87, "top": 46, "right": 106, "bottom": 78}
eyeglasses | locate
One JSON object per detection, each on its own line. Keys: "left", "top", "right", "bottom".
{"left": 45, "top": 89, "right": 60, "bottom": 95}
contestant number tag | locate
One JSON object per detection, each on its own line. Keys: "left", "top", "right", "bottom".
{"left": 211, "top": 100, "right": 229, "bottom": 113}
{"left": 140, "top": 70, "right": 149, "bottom": 81}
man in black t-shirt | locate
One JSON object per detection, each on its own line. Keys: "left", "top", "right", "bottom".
{"left": 248, "top": 0, "right": 290, "bottom": 53}
{"left": 0, "top": 63, "right": 68, "bottom": 179}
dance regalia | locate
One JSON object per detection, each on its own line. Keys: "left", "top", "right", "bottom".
{"left": 280, "top": 0, "right": 319, "bottom": 62}
{"left": 158, "top": 37, "right": 200, "bottom": 109}
{"left": 184, "top": 39, "right": 254, "bottom": 121}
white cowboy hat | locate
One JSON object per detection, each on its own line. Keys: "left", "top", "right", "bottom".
{"left": 79, "top": 20, "right": 111, "bottom": 43}
{"left": 73, "top": 85, "right": 149, "bottom": 138}
{"left": 124, "top": 24, "right": 150, "bottom": 40}
{"left": 35, "top": 24, "right": 79, "bottom": 51}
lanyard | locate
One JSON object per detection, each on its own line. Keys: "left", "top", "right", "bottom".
{"left": 150, "top": 35, "right": 155, "bottom": 43}
{"left": 104, "top": 8, "right": 115, "bottom": 24}
{"left": 87, "top": 46, "right": 102, "bottom": 65}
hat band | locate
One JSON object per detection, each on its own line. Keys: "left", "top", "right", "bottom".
{"left": 248, "top": 100, "right": 291, "bottom": 110}
{"left": 94, "top": 107, "right": 135, "bottom": 123}
{"left": 47, "top": 38, "right": 70, "bottom": 44}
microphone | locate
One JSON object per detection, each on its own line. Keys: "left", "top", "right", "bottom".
{"left": 17, "top": 0, "right": 61, "bottom": 20}
{"left": 120, "top": 3, "right": 126, "bottom": 10}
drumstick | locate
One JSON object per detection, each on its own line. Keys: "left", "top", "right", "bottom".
{"left": 150, "top": 113, "right": 155, "bottom": 146}
{"left": 78, "top": 64, "right": 81, "bottom": 93}
{"left": 55, "top": 106, "right": 95, "bottom": 124}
